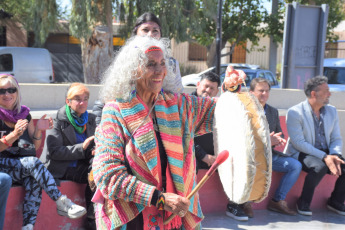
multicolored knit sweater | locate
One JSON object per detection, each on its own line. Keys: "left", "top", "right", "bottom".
{"left": 93, "top": 91, "right": 217, "bottom": 229}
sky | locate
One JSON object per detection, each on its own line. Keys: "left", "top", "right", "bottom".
{"left": 58, "top": 0, "right": 71, "bottom": 11}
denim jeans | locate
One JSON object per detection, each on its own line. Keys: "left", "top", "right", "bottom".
{"left": 0, "top": 157, "right": 61, "bottom": 226}
{"left": 0, "top": 172, "right": 12, "bottom": 230}
{"left": 272, "top": 154, "right": 302, "bottom": 201}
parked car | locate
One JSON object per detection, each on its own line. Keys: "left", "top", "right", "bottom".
{"left": 323, "top": 58, "right": 345, "bottom": 91}
{"left": 220, "top": 68, "right": 279, "bottom": 88}
{"left": 0, "top": 47, "right": 55, "bottom": 83}
{"left": 182, "top": 63, "right": 260, "bottom": 86}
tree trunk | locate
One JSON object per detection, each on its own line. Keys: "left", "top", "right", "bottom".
{"left": 206, "top": 39, "right": 227, "bottom": 68}
{"left": 81, "top": 26, "right": 111, "bottom": 83}
{"left": 82, "top": 0, "right": 113, "bottom": 84}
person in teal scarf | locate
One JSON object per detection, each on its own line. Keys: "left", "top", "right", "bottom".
{"left": 40, "top": 83, "right": 97, "bottom": 230}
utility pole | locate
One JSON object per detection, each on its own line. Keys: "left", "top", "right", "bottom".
{"left": 216, "top": 0, "right": 223, "bottom": 76}
{"left": 269, "top": 0, "right": 278, "bottom": 78}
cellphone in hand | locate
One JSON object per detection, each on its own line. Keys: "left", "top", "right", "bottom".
{"left": 37, "top": 119, "right": 50, "bottom": 130}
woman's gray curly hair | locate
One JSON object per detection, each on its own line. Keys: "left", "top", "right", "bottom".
{"left": 100, "top": 36, "right": 176, "bottom": 102}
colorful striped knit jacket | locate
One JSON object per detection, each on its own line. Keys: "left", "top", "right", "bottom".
{"left": 93, "top": 91, "right": 217, "bottom": 229}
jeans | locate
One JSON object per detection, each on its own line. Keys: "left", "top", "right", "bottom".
{"left": 299, "top": 152, "right": 345, "bottom": 205}
{"left": 0, "top": 157, "right": 61, "bottom": 226}
{"left": 0, "top": 173, "right": 11, "bottom": 230}
{"left": 272, "top": 154, "right": 302, "bottom": 201}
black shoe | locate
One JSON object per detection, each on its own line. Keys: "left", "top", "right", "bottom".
{"left": 84, "top": 218, "right": 96, "bottom": 230}
{"left": 226, "top": 202, "right": 249, "bottom": 221}
{"left": 296, "top": 198, "right": 312, "bottom": 216}
{"left": 87, "top": 204, "right": 95, "bottom": 220}
{"left": 327, "top": 198, "right": 345, "bottom": 215}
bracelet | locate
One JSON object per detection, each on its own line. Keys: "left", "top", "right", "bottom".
{"left": 32, "top": 134, "right": 42, "bottom": 140}
{"left": 157, "top": 192, "right": 165, "bottom": 211}
{"left": 1, "top": 136, "right": 12, "bottom": 147}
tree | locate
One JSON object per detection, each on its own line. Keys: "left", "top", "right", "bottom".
{"left": 2, "top": 0, "right": 113, "bottom": 84}
{"left": 115, "top": 0, "right": 270, "bottom": 67}
{"left": 69, "top": 0, "right": 113, "bottom": 84}
{"left": 3, "top": 0, "right": 344, "bottom": 82}
{"left": 1, "top": 0, "right": 58, "bottom": 47}
{"left": 114, "top": 0, "right": 203, "bottom": 42}
{"left": 190, "top": 0, "right": 345, "bottom": 67}
{"left": 193, "top": 0, "right": 269, "bottom": 67}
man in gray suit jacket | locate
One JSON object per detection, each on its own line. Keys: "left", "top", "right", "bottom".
{"left": 250, "top": 78, "right": 301, "bottom": 216}
{"left": 285, "top": 76, "right": 345, "bottom": 216}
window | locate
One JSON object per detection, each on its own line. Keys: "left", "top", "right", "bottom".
{"left": 244, "top": 73, "right": 256, "bottom": 85}
{"left": 324, "top": 67, "right": 345, "bottom": 84}
{"left": 188, "top": 42, "right": 207, "bottom": 61}
{"left": 0, "top": 54, "right": 13, "bottom": 72}
{"left": 258, "top": 72, "right": 265, "bottom": 78}
{"left": 264, "top": 72, "right": 277, "bottom": 85}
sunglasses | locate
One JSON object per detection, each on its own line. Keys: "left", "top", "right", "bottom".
{"left": 0, "top": 87, "right": 17, "bottom": 95}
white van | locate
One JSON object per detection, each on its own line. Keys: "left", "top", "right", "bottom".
{"left": 323, "top": 58, "right": 345, "bottom": 91}
{"left": 0, "top": 47, "right": 54, "bottom": 83}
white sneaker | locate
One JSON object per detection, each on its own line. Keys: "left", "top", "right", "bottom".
{"left": 56, "top": 195, "right": 87, "bottom": 219}
{"left": 22, "top": 224, "right": 34, "bottom": 230}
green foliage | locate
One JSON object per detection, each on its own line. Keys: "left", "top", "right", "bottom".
{"left": 262, "top": 1, "right": 285, "bottom": 43}
{"left": 2, "top": 0, "right": 58, "bottom": 47}
{"left": 114, "top": 0, "right": 204, "bottom": 41}
{"left": 69, "top": 0, "right": 103, "bottom": 42}
{"left": 32, "top": 0, "right": 59, "bottom": 47}
{"left": 179, "top": 64, "right": 199, "bottom": 76}
{"left": 192, "top": 0, "right": 268, "bottom": 55}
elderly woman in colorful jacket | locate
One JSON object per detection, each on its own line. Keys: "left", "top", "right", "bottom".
{"left": 93, "top": 35, "right": 245, "bottom": 230}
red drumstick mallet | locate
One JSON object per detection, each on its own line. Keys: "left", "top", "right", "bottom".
{"left": 163, "top": 150, "right": 230, "bottom": 225}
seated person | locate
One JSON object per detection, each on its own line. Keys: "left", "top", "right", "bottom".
{"left": 191, "top": 71, "right": 219, "bottom": 170}
{"left": 40, "top": 83, "right": 96, "bottom": 229}
{"left": 285, "top": 76, "right": 345, "bottom": 216}
{"left": 0, "top": 74, "right": 86, "bottom": 230}
{"left": 250, "top": 78, "right": 301, "bottom": 215}
{"left": 192, "top": 71, "right": 252, "bottom": 221}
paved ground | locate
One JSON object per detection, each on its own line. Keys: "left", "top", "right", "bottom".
{"left": 202, "top": 210, "right": 345, "bottom": 230}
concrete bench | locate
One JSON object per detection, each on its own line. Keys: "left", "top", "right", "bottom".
{"left": 4, "top": 120, "right": 87, "bottom": 229}
{"left": 4, "top": 116, "right": 338, "bottom": 228}
{"left": 197, "top": 169, "right": 336, "bottom": 214}
{"left": 4, "top": 181, "right": 86, "bottom": 230}
{"left": 197, "top": 116, "right": 338, "bottom": 214}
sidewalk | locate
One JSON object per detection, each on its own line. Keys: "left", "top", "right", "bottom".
{"left": 202, "top": 210, "right": 345, "bottom": 230}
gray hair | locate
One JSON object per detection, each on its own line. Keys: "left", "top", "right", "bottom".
{"left": 99, "top": 36, "right": 175, "bottom": 102}
{"left": 304, "top": 76, "right": 328, "bottom": 98}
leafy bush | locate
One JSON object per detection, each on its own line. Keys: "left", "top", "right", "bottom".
{"left": 179, "top": 64, "right": 198, "bottom": 77}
